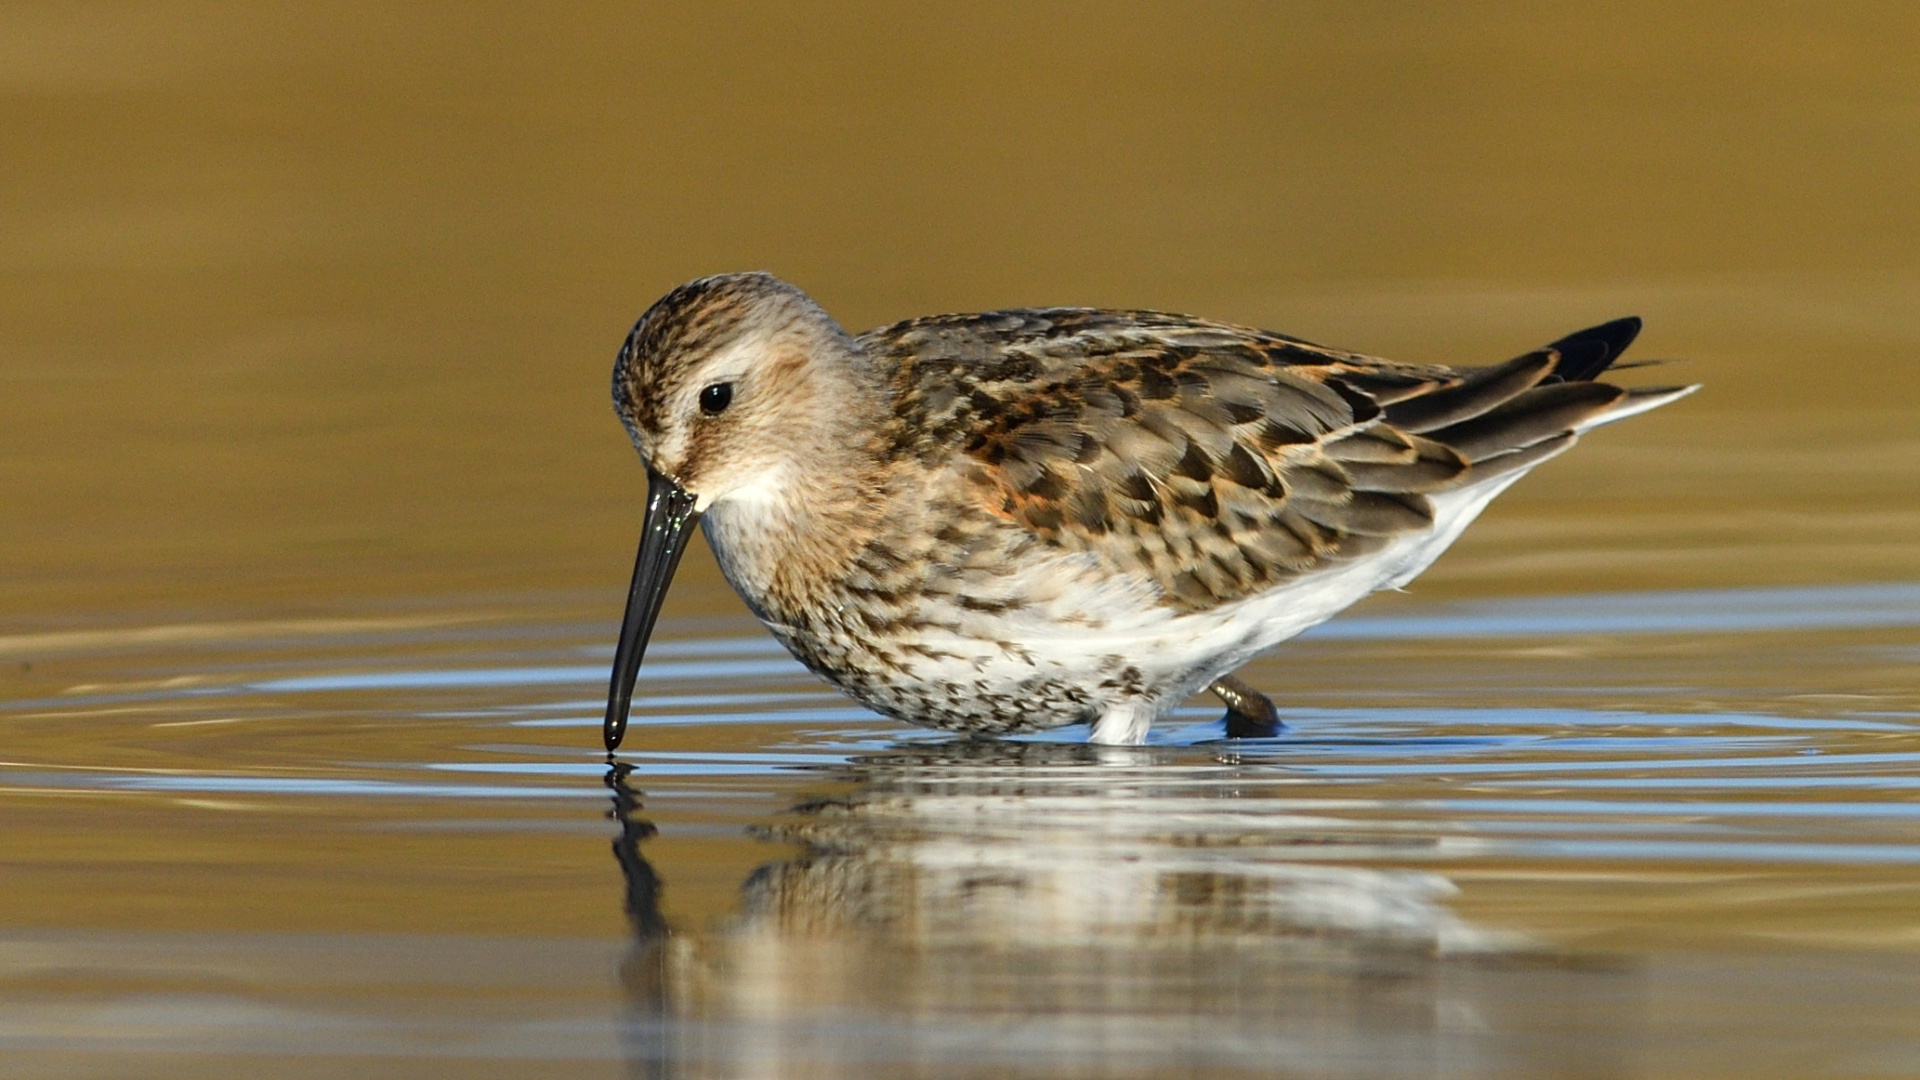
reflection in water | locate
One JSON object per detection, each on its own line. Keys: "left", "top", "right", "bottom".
{"left": 607, "top": 744, "right": 1640, "bottom": 1079}
{"left": 610, "top": 762, "right": 673, "bottom": 1079}
{"left": 733, "top": 740, "right": 1490, "bottom": 948}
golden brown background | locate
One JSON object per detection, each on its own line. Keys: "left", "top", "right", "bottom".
{"left": 5, "top": 2, "right": 1916, "bottom": 626}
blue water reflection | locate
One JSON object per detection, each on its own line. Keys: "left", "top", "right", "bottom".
{"left": 1305, "top": 581, "right": 1920, "bottom": 639}
{"left": 2, "top": 580, "right": 1916, "bottom": 875}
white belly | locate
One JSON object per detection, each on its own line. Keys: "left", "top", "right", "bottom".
{"left": 1044, "top": 476, "right": 1525, "bottom": 742}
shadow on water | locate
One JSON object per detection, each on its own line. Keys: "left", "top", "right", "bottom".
{"left": 605, "top": 744, "right": 1645, "bottom": 1080}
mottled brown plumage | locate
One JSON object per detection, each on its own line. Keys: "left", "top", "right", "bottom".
{"left": 603, "top": 273, "right": 1694, "bottom": 748}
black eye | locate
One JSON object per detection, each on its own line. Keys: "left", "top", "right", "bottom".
{"left": 698, "top": 382, "right": 733, "bottom": 415}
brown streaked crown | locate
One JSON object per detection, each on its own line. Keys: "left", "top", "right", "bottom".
{"left": 612, "top": 272, "right": 819, "bottom": 441}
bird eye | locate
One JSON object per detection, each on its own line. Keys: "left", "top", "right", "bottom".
{"left": 699, "top": 382, "right": 733, "bottom": 415}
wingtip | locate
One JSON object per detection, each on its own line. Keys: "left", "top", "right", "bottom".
{"left": 1548, "top": 316, "right": 1643, "bottom": 382}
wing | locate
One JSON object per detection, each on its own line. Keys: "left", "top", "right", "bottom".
{"left": 861, "top": 309, "right": 1684, "bottom": 613}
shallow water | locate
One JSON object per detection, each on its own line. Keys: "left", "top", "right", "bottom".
{"left": 6, "top": 3, "right": 1920, "bottom": 1077}
{"left": 3, "top": 583, "right": 1918, "bottom": 1077}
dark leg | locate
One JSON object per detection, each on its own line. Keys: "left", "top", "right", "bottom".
{"left": 1209, "top": 674, "right": 1283, "bottom": 738}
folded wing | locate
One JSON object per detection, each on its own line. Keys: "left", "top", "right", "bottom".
{"left": 864, "top": 309, "right": 1692, "bottom": 613}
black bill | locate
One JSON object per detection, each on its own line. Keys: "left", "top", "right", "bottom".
{"left": 604, "top": 468, "right": 702, "bottom": 751}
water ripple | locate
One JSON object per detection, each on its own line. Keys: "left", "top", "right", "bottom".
{"left": 1, "top": 582, "right": 1915, "bottom": 883}
{"left": 1307, "top": 581, "right": 1920, "bottom": 639}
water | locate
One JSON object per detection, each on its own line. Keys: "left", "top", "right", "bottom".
{"left": 6, "top": 3, "right": 1920, "bottom": 1076}
{"left": 3, "top": 583, "right": 1917, "bottom": 1077}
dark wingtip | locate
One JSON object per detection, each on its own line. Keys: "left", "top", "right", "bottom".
{"left": 1547, "top": 316, "right": 1642, "bottom": 382}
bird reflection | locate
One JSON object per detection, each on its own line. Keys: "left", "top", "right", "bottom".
{"left": 606, "top": 741, "right": 1630, "bottom": 1078}
{"left": 605, "top": 761, "right": 673, "bottom": 1079}
{"left": 733, "top": 739, "right": 1487, "bottom": 949}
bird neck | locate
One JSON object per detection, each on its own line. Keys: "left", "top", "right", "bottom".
{"left": 698, "top": 401, "right": 899, "bottom": 627}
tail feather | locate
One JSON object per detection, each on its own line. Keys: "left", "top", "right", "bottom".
{"left": 1453, "top": 431, "right": 1579, "bottom": 485}
{"left": 1406, "top": 316, "right": 1696, "bottom": 464}
{"left": 1429, "top": 381, "right": 1627, "bottom": 461}
{"left": 1574, "top": 383, "right": 1699, "bottom": 431}
{"left": 1384, "top": 351, "right": 1554, "bottom": 433}
{"left": 1330, "top": 317, "right": 1695, "bottom": 526}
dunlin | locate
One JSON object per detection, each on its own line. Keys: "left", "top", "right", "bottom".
{"left": 603, "top": 273, "right": 1694, "bottom": 750}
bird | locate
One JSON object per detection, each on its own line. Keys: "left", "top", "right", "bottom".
{"left": 601, "top": 272, "right": 1695, "bottom": 751}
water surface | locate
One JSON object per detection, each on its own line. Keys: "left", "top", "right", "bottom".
{"left": 4, "top": 582, "right": 1919, "bottom": 1077}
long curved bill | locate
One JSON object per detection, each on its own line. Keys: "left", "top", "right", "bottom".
{"left": 604, "top": 469, "right": 701, "bottom": 751}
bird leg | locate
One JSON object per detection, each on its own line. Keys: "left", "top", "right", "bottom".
{"left": 1209, "top": 674, "right": 1283, "bottom": 738}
